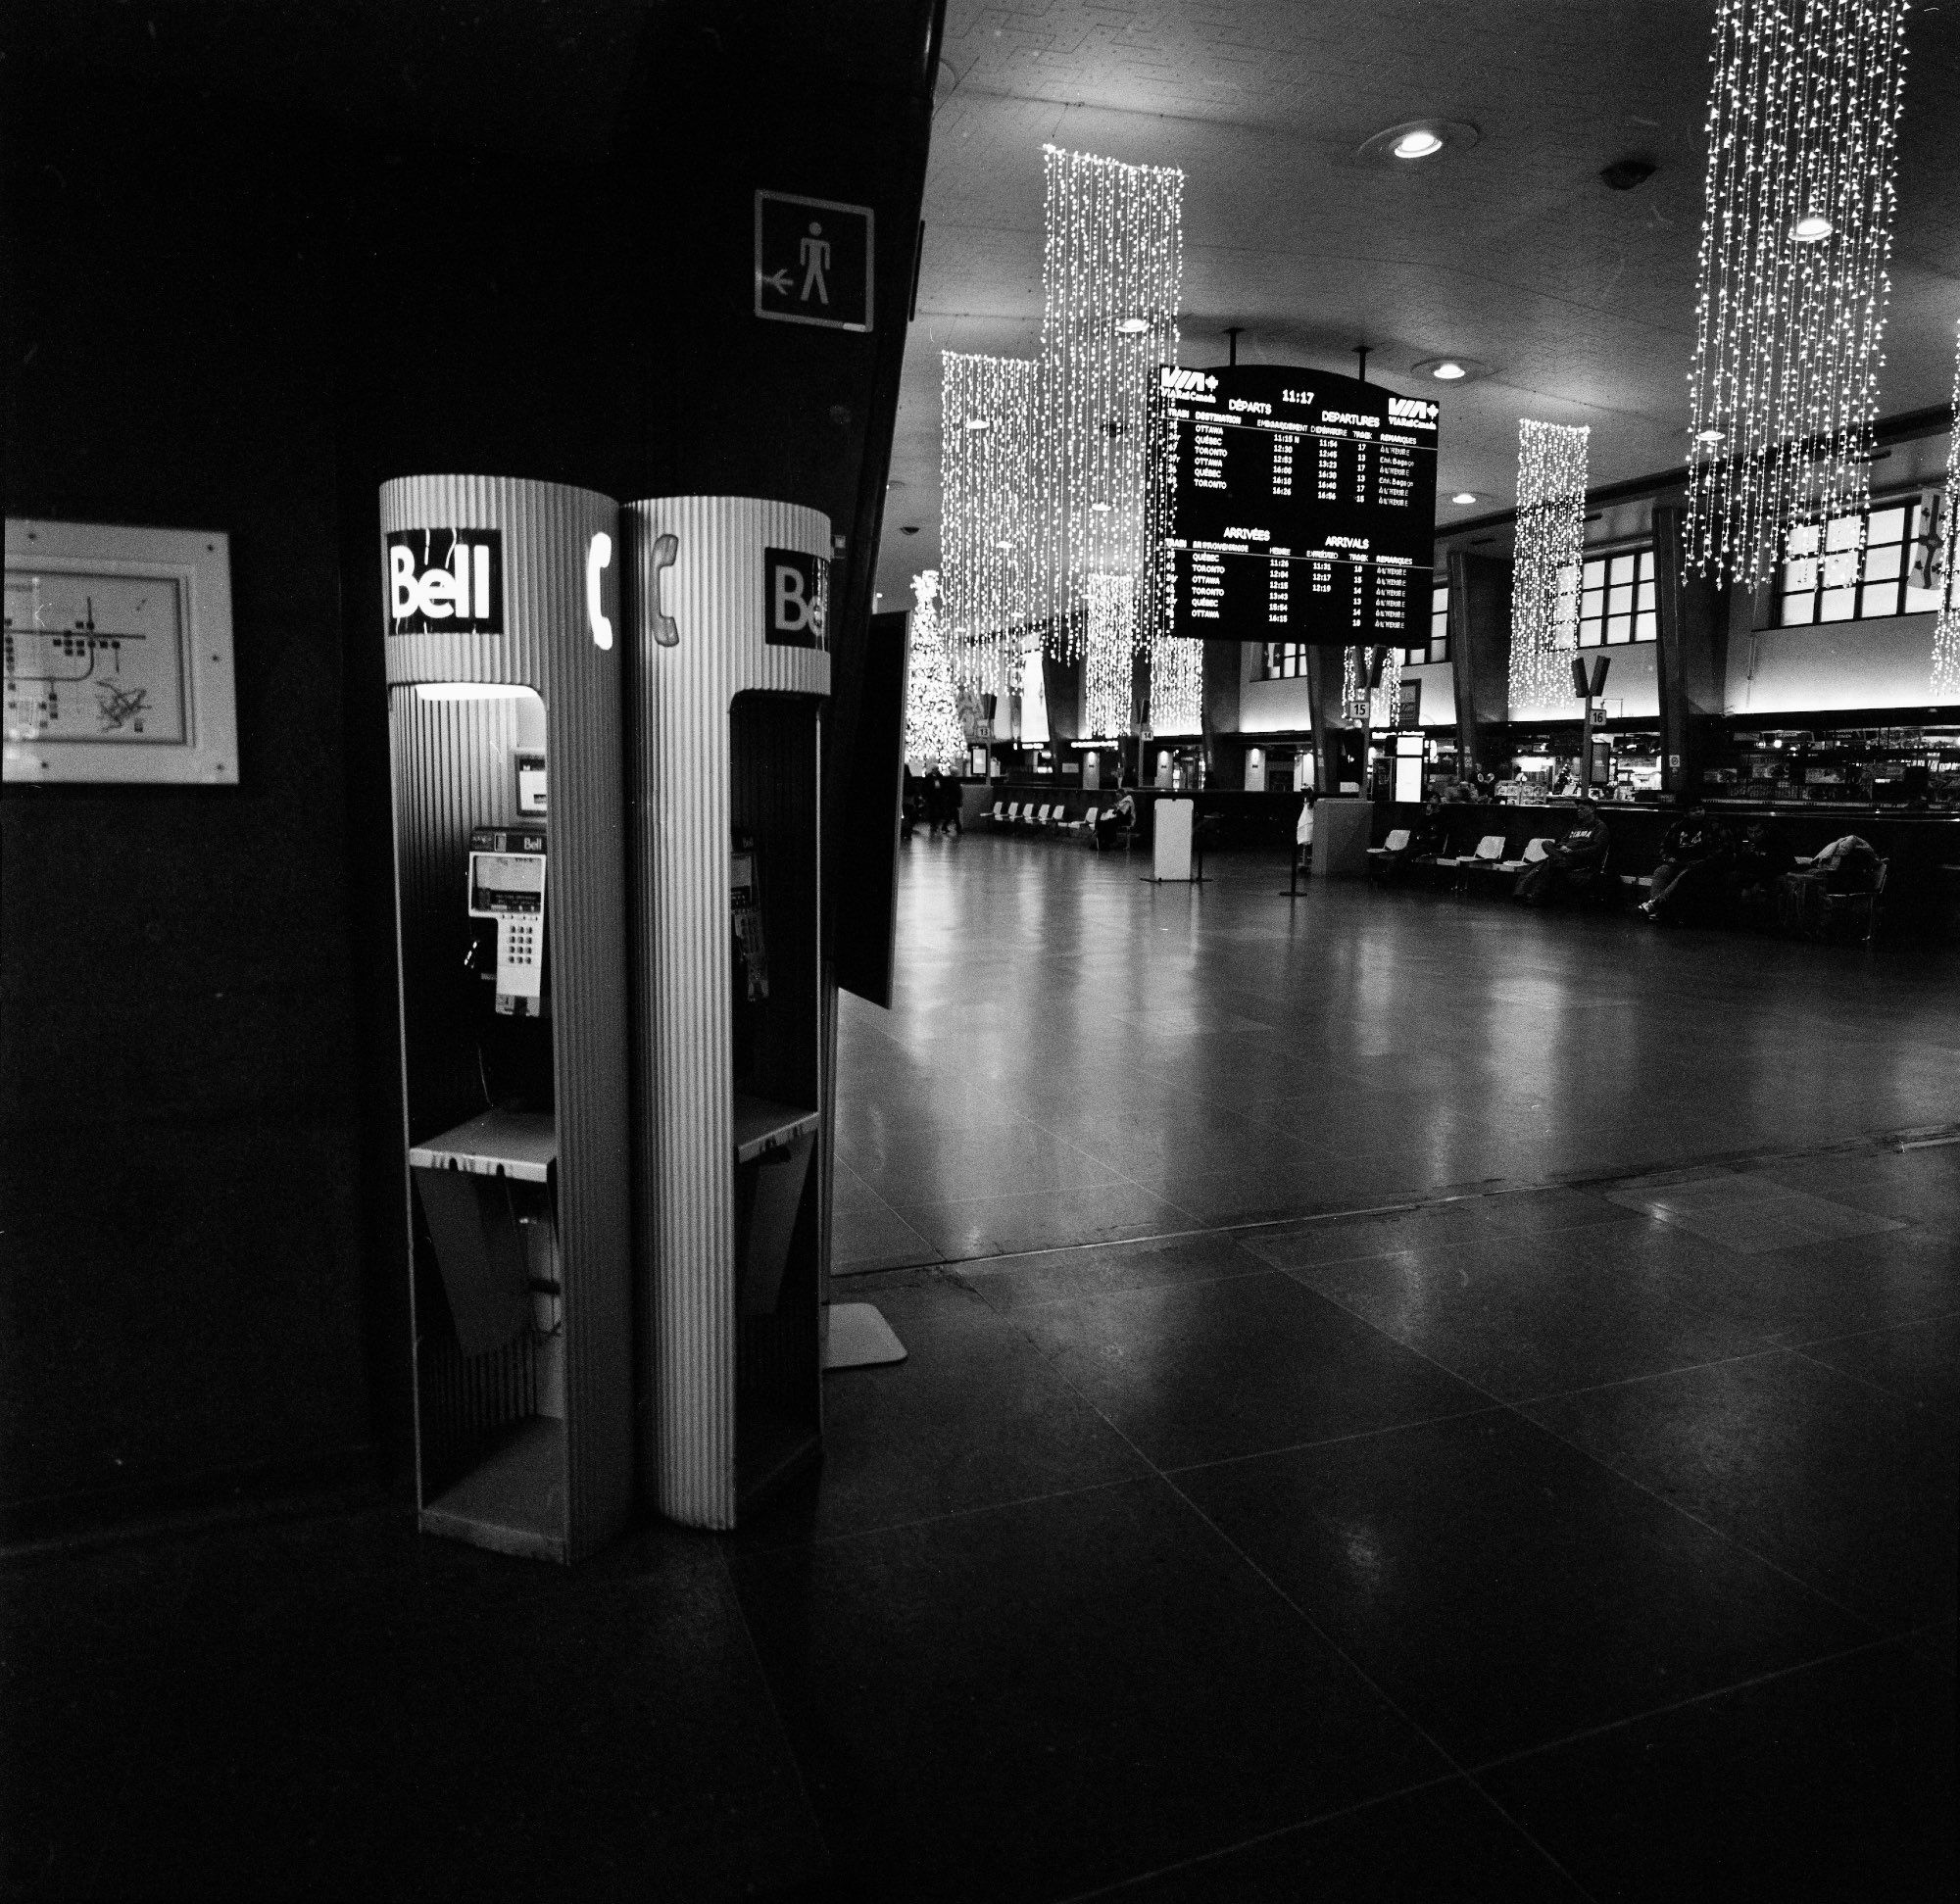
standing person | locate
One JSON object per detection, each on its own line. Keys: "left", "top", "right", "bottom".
{"left": 1296, "top": 785, "right": 1318, "bottom": 878}
{"left": 939, "top": 763, "right": 962, "bottom": 837}
{"left": 922, "top": 765, "right": 944, "bottom": 837}
{"left": 901, "top": 763, "right": 917, "bottom": 841}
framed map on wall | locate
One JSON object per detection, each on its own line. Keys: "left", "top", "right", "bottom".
{"left": 5, "top": 519, "right": 238, "bottom": 784}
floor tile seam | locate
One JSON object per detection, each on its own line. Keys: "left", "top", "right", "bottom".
{"left": 1046, "top": 1771, "right": 1577, "bottom": 1904}
{"left": 1456, "top": 1629, "right": 1934, "bottom": 1782}
{"left": 945, "top": 1254, "right": 1281, "bottom": 1316}
{"left": 1154, "top": 1400, "right": 1511, "bottom": 1479}
{"left": 709, "top": 1542, "right": 836, "bottom": 1882}
{"left": 1782, "top": 1301, "right": 1960, "bottom": 1354}
{"left": 725, "top": 1472, "right": 1157, "bottom": 1560}
{"left": 997, "top": 1316, "right": 1496, "bottom": 1798}
{"left": 1273, "top": 1276, "right": 1900, "bottom": 1637}
{"left": 1509, "top": 1401, "right": 1903, "bottom": 1640}
{"left": 1143, "top": 1462, "right": 1595, "bottom": 1899}
{"left": 1781, "top": 1340, "right": 1960, "bottom": 1426}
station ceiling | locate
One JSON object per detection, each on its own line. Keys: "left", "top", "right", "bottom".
{"left": 873, "top": 0, "right": 1960, "bottom": 609}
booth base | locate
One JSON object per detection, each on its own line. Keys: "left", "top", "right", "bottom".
{"left": 825, "top": 1301, "right": 907, "bottom": 1370}
{"left": 421, "top": 1416, "right": 566, "bottom": 1563}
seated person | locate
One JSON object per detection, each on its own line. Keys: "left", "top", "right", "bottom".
{"left": 1641, "top": 806, "right": 1733, "bottom": 924}
{"left": 1095, "top": 790, "right": 1137, "bottom": 847}
{"left": 1413, "top": 795, "right": 1451, "bottom": 855}
{"left": 1726, "top": 819, "right": 1794, "bottom": 920}
{"left": 1514, "top": 798, "right": 1610, "bottom": 906}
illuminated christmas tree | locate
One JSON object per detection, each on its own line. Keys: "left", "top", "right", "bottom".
{"left": 906, "top": 571, "right": 967, "bottom": 769}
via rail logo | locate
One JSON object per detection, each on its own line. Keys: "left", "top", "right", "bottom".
{"left": 763, "top": 547, "right": 829, "bottom": 650}
{"left": 388, "top": 528, "right": 504, "bottom": 634}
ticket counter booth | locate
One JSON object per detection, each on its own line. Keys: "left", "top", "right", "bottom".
{"left": 381, "top": 475, "right": 634, "bottom": 1564}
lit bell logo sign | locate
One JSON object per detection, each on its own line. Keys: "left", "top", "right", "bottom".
{"left": 387, "top": 529, "right": 505, "bottom": 634}
{"left": 763, "top": 547, "right": 828, "bottom": 650}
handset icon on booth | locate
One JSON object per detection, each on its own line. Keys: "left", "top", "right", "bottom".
{"left": 586, "top": 532, "right": 613, "bottom": 651}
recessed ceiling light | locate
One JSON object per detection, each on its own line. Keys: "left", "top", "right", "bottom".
{"left": 1791, "top": 213, "right": 1834, "bottom": 242}
{"left": 1357, "top": 119, "right": 1480, "bottom": 166}
{"left": 994, "top": 539, "right": 1013, "bottom": 550}
{"left": 1089, "top": 501, "right": 1113, "bottom": 513}
{"left": 1695, "top": 427, "right": 1726, "bottom": 445}
{"left": 1412, "top": 355, "right": 1489, "bottom": 383}
{"left": 1115, "top": 317, "right": 1150, "bottom": 334}
{"left": 1451, "top": 492, "right": 1478, "bottom": 505}
{"left": 964, "top": 415, "right": 991, "bottom": 431}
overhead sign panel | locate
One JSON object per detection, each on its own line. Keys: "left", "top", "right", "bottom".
{"left": 1156, "top": 364, "right": 1439, "bottom": 644}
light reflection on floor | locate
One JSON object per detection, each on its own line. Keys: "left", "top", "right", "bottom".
{"left": 834, "top": 833, "right": 1960, "bottom": 1270}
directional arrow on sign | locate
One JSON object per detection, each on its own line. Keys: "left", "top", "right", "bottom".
{"left": 760, "top": 269, "right": 793, "bottom": 294}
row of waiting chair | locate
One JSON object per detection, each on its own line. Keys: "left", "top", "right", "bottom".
{"left": 1366, "top": 830, "right": 1564, "bottom": 897}
{"left": 981, "top": 800, "right": 1131, "bottom": 851}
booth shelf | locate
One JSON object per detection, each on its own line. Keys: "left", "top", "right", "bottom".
{"left": 409, "top": 1107, "right": 557, "bottom": 1183}
{"left": 421, "top": 1416, "right": 566, "bottom": 1564}
{"left": 733, "top": 1095, "right": 819, "bottom": 1164}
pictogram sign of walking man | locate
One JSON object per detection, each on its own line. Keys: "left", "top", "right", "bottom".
{"left": 755, "top": 190, "right": 874, "bottom": 332}
{"left": 799, "top": 222, "right": 830, "bottom": 306}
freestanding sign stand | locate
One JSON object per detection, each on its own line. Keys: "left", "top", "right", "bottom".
{"left": 381, "top": 475, "right": 634, "bottom": 1564}
{"left": 625, "top": 496, "right": 831, "bottom": 1532}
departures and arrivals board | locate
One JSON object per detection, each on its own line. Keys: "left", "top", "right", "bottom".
{"left": 1154, "top": 363, "right": 1439, "bottom": 645}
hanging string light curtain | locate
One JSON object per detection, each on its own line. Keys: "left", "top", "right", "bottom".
{"left": 1036, "top": 145, "right": 1184, "bottom": 671}
{"left": 1337, "top": 646, "right": 1366, "bottom": 724}
{"left": 1083, "top": 574, "right": 1135, "bottom": 737}
{"left": 1147, "top": 627, "right": 1201, "bottom": 735}
{"left": 904, "top": 571, "right": 968, "bottom": 769}
{"left": 1933, "top": 328, "right": 1960, "bottom": 699}
{"left": 1510, "top": 420, "right": 1592, "bottom": 714}
{"left": 940, "top": 352, "right": 1038, "bottom": 694}
{"left": 1685, "top": 0, "right": 1911, "bottom": 586}
{"left": 1374, "top": 646, "right": 1403, "bottom": 729}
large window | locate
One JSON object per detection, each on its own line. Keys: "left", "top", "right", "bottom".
{"left": 1578, "top": 548, "right": 1657, "bottom": 647}
{"left": 1260, "top": 579, "right": 1447, "bottom": 678}
{"left": 1778, "top": 499, "right": 1945, "bottom": 627}
{"left": 1401, "top": 581, "right": 1448, "bottom": 666}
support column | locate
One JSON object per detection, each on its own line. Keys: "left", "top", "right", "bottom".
{"left": 1446, "top": 549, "right": 1512, "bottom": 779}
{"left": 1304, "top": 644, "right": 1346, "bottom": 793}
{"left": 1651, "top": 504, "right": 1731, "bottom": 801}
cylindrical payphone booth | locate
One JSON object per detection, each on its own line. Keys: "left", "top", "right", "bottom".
{"left": 381, "top": 475, "right": 633, "bottom": 1563}
{"left": 625, "top": 497, "right": 831, "bottom": 1532}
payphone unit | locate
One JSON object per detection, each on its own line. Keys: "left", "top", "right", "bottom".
{"left": 383, "top": 473, "right": 631, "bottom": 1565}
{"left": 467, "top": 822, "right": 549, "bottom": 1017}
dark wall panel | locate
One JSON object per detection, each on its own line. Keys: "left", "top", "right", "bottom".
{"left": 1, "top": 107, "right": 369, "bottom": 1524}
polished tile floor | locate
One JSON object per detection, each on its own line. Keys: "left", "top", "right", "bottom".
{"left": 834, "top": 834, "right": 1960, "bottom": 1270}
{"left": 5, "top": 841, "right": 1955, "bottom": 1899}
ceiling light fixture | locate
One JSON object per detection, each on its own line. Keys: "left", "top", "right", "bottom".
{"left": 1115, "top": 316, "right": 1150, "bottom": 334}
{"left": 1931, "top": 324, "right": 1960, "bottom": 699}
{"left": 1412, "top": 356, "right": 1489, "bottom": 383}
{"left": 1038, "top": 142, "right": 1183, "bottom": 691}
{"left": 1510, "top": 419, "right": 1592, "bottom": 714}
{"left": 942, "top": 351, "right": 1037, "bottom": 689}
{"left": 1695, "top": 427, "right": 1727, "bottom": 445}
{"left": 1685, "top": 0, "right": 1908, "bottom": 585}
{"left": 963, "top": 415, "right": 991, "bottom": 431}
{"left": 1451, "top": 492, "right": 1478, "bottom": 505}
{"left": 1357, "top": 119, "right": 1481, "bottom": 166}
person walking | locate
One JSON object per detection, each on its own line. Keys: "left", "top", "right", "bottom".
{"left": 1295, "top": 785, "right": 1318, "bottom": 878}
